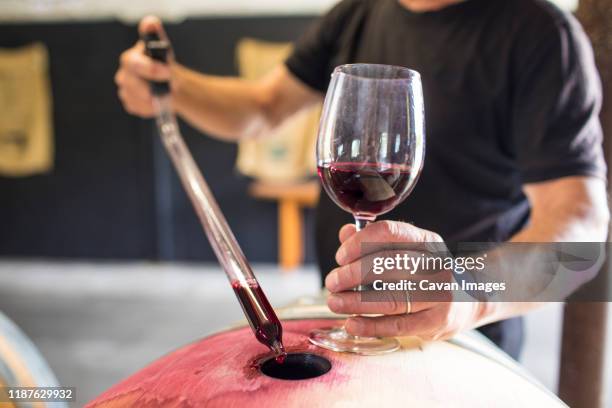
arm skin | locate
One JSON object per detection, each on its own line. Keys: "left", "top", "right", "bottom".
{"left": 478, "top": 176, "right": 610, "bottom": 326}
{"left": 115, "top": 16, "right": 322, "bottom": 141}
{"left": 170, "top": 64, "right": 322, "bottom": 141}
{"left": 326, "top": 176, "right": 609, "bottom": 340}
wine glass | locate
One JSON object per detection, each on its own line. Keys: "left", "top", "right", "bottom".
{"left": 309, "top": 64, "right": 425, "bottom": 355}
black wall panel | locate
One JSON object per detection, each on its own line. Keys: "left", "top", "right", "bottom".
{"left": 0, "top": 16, "right": 317, "bottom": 262}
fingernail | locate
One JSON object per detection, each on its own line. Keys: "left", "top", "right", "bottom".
{"left": 328, "top": 295, "right": 343, "bottom": 311}
{"left": 324, "top": 274, "right": 333, "bottom": 291}
{"left": 325, "top": 269, "right": 339, "bottom": 291}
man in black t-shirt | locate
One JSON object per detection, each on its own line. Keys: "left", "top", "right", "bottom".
{"left": 115, "top": 0, "right": 609, "bottom": 359}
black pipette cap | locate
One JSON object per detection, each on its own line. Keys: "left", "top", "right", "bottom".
{"left": 142, "top": 32, "right": 171, "bottom": 96}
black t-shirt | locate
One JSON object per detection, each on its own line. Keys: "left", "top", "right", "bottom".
{"left": 286, "top": 0, "right": 606, "bottom": 278}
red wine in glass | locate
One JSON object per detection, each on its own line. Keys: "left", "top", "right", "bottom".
{"left": 232, "top": 279, "right": 286, "bottom": 363}
{"left": 318, "top": 162, "right": 417, "bottom": 218}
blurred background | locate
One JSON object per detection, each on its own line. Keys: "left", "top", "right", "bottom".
{"left": 0, "top": 0, "right": 610, "bottom": 407}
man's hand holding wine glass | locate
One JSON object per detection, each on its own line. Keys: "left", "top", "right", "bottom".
{"left": 325, "top": 221, "right": 488, "bottom": 342}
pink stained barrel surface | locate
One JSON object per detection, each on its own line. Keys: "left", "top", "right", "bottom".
{"left": 86, "top": 319, "right": 564, "bottom": 408}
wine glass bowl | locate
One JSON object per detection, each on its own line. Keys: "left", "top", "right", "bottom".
{"left": 310, "top": 64, "right": 425, "bottom": 355}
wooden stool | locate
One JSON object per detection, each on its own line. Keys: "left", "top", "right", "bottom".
{"left": 249, "top": 180, "right": 319, "bottom": 271}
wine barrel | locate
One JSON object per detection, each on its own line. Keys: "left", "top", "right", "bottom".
{"left": 0, "top": 312, "right": 67, "bottom": 408}
{"left": 86, "top": 300, "right": 565, "bottom": 408}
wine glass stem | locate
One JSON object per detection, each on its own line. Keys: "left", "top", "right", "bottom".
{"left": 347, "top": 215, "right": 377, "bottom": 337}
{"left": 354, "top": 216, "right": 374, "bottom": 291}
{"left": 354, "top": 216, "right": 373, "bottom": 232}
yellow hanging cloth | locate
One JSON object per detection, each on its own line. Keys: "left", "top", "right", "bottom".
{"left": 0, "top": 43, "right": 53, "bottom": 177}
{"left": 235, "top": 38, "right": 320, "bottom": 184}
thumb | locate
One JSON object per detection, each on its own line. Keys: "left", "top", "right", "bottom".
{"left": 138, "top": 15, "right": 168, "bottom": 41}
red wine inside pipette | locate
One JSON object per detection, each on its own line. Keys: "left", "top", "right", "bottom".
{"left": 232, "top": 279, "right": 286, "bottom": 363}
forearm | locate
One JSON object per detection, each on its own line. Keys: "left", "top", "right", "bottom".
{"left": 117, "top": 19, "right": 315, "bottom": 138}
{"left": 510, "top": 202, "right": 609, "bottom": 243}
{"left": 476, "top": 177, "right": 609, "bottom": 324}
{"left": 171, "top": 64, "right": 274, "bottom": 142}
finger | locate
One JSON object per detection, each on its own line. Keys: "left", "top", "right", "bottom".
{"left": 326, "top": 250, "right": 433, "bottom": 293}
{"left": 345, "top": 310, "right": 438, "bottom": 338}
{"left": 118, "top": 89, "right": 154, "bottom": 117}
{"left": 138, "top": 15, "right": 164, "bottom": 38}
{"left": 339, "top": 224, "right": 357, "bottom": 244}
{"left": 325, "top": 253, "right": 385, "bottom": 292}
{"left": 325, "top": 263, "right": 358, "bottom": 293}
{"left": 121, "top": 48, "right": 171, "bottom": 81}
{"left": 327, "top": 291, "right": 436, "bottom": 315}
{"left": 115, "top": 69, "right": 153, "bottom": 101}
{"left": 336, "top": 220, "right": 444, "bottom": 266}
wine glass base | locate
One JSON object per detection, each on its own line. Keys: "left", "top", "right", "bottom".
{"left": 308, "top": 327, "right": 400, "bottom": 355}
